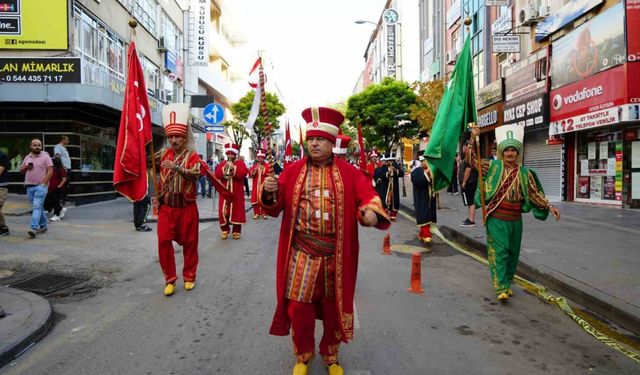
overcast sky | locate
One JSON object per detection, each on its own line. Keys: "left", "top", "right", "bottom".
{"left": 233, "top": 0, "right": 386, "bottom": 130}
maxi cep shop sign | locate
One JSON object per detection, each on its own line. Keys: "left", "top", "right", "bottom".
{"left": 549, "top": 65, "right": 627, "bottom": 136}
{"left": 0, "top": 0, "right": 68, "bottom": 50}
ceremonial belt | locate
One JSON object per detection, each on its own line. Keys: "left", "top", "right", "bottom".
{"left": 292, "top": 232, "right": 336, "bottom": 257}
{"left": 490, "top": 200, "right": 522, "bottom": 221}
{"left": 160, "top": 192, "right": 194, "bottom": 208}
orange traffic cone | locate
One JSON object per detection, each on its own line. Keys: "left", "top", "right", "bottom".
{"left": 382, "top": 233, "right": 391, "bottom": 255}
{"left": 407, "top": 252, "right": 424, "bottom": 294}
{"left": 152, "top": 197, "right": 158, "bottom": 219}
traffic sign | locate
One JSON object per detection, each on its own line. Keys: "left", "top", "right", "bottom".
{"left": 205, "top": 125, "right": 225, "bottom": 133}
{"left": 203, "top": 103, "right": 224, "bottom": 125}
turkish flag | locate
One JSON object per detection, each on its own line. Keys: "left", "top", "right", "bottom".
{"left": 113, "top": 42, "right": 152, "bottom": 202}
{"left": 357, "top": 122, "right": 367, "bottom": 171}
{"left": 299, "top": 128, "right": 304, "bottom": 159}
{"left": 284, "top": 119, "right": 293, "bottom": 165}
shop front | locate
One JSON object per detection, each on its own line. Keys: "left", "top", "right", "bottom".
{"left": 503, "top": 47, "right": 562, "bottom": 201}
{"left": 476, "top": 79, "right": 503, "bottom": 156}
{"left": 549, "top": 64, "right": 639, "bottom": 207}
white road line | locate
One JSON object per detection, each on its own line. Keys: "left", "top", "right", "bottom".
{"left": 354, "top": 304, "right": 360, "bottom": 330}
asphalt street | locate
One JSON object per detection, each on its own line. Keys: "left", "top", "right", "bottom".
{"left": 0, "top": 199, "right": 638, "bottom": 374}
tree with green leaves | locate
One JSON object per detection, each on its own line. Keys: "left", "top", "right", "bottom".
{"left": 231, "top": 90, "right": 286, "bottom": 149}
{"left": 409, "top": 79, "right": 446, "bottom": 134}
{"left": 221, "top": 120, "right": 251, "bottom": 149}
{"left": 345, "top": 78, "right": 418, "bottom": 151}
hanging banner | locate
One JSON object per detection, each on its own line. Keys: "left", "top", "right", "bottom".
{"left": 387, "top": 24, "right": 397, "bottom": 78}
{"left": 504, "top": 48, "right": 548, "bottom": 103}
{"left": 550, "top": 2, "right": 626, "bottom": 90}
{"left": 0, "top": 0, "right": 68, "bottom": 50}
{"left": 189, "top": 0, "right": 210, "bottom": 67}
{"left": 535, "top": 0, "right": 604, "bottom": 41}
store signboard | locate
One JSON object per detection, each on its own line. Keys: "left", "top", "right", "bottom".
{"left": 387, "top": 24, "right": 397, "bottom": 78}
{"left": 0, "top": 0, "right": 68, "bottom": 50}
{"left": 477, "top": 103, "right": 503, "bottom": 128}
{"left": 491, "top": 9, "right": 511, "bottom": 34}
{"left": 549, "top": 65, "right": 627, "bottom": 135}
{"left": 492, "top": 35, "right": 520, "bottom": 53}
{"left": 0, "top": 57, "right": 81, "bottom": 83}
{"left": 189, "top": 0, "right": 210, "bottom": 67}
{"left": 629, "top": 0, "right": 640, "bottom": 62}
{"left": 550, "top": 3, "right": 626, "bottom": 90}
{"left": 503, "top": 93, "right": 549, "bottom": 130}
{"left": 535, "top": 0, "right": 604, "bottom": 42}
{"left": 476, "top": 78, "right": 503, "bottom": 109}
{"left": 486, "top": 0, "right": 509, "bottom": 6}
{"left": 447, "top": 0, "right": 461, "bottom": 28}
{"left": 504, "top": 48, "right": 548, "bottom": 103}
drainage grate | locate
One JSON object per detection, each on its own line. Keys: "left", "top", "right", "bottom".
{"left": 8, "top": 273, "right": 87, "bottom": 295}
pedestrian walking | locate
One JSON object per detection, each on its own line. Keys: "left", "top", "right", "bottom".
{"left": 54, "top": 135, "right": 71, "bottom": 202}
{"left": 197, "top": 154, "right": 207, "bottom": 198}
{"left": 0, "top": 150, "right": 9, "bottom": 236}
{"left": 260, "top": 107, "right": 390, "bottom": 375}
{"left": 20, "top": 139, "right": 53, "bottom": 238}
{"left": 240, "top": 155, "right": 251, "bottom": 197}
{"left": 249, "top": 149, "right": 269, "bottom": 219}
{"left": 447, "top": 154, "right": 459, "bottom": 194}
{"left": 460, "top": 143, "right": 479, "bottom": 227}
{"left": 156, "top": 103, "right": 202, "bottom": 296}
{"left": 44, "top": 157, "right": 67, "bottom": 222}
{"left": 374, "top": 153, "right": 402, "bottom": 221}
{"left": 214, "top": 143, "right": 248, "bottom": 240}
{"left": 469, "top": 125, "right": 561, "bottom": 302}
{"left": 411, "top": 150, "right": 437, "bottom": 243}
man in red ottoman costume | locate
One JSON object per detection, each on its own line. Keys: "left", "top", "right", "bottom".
{"left": 215, "top": 143, "right": 248, "bottom": 240}
{"left": 249, "top": 149, "right": 270, "bottom": 219}
{"left": 261, "top": 106, "right": 391, "bottom": 375}
{"left": 156, "top": 103, "right": 201, "bottom": 296}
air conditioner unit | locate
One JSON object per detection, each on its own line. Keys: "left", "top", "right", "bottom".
{"left": 157, "top": 37, "right": 167, "bottom": 52}
{"left": 446, "top": 49, "right": 457, "bottom": 65}
{"left": 518, "top": 1, "right": 539, "bottom": 26}
{"left": 538, "top": 5, "right": 550, "bottom": 17}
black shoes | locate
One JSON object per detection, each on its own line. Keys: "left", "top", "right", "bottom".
{"left": 0, "top": 229, "right": 9, "bottom": 237}
{"left": 461, "top": 219, "right": 476, "bottom": 227}
{"left": 136, "top": 225, "right": 152, "bottom": 232}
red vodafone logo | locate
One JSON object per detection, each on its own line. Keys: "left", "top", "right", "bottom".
{"left": 552, "top": 94, "right": 562, "bottom": 111}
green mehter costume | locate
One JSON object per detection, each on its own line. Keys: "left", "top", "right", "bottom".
{"left": 472, "top": 125, "right": 553, "bottom": 300}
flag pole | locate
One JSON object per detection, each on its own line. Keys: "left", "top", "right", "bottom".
{"left": 129, "top": 18, "right": 159, "bottom": 207}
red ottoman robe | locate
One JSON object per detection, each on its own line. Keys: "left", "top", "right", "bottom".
{"left": 215, "top": 159, "right": 248, "bottom": 226}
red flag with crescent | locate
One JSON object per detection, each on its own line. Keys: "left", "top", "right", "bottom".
{"left": 113, "top": 41, "right": 152, "bottom": 202}
{"left": 284, "top": 119, "right": 293, "bottom": 164}
{"left": 357, "top": 122, "right": 367, "bottom": 172}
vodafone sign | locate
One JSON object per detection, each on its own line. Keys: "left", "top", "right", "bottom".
{"left": 549, "top": 65, "right": 627, "bottom": 135}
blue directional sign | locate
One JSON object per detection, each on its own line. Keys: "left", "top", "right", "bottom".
{"left": 205, "top": 125, "right": 225, "bottom": 133}
{"left": 203, "top": 103, "right": 224, "bottom": 125}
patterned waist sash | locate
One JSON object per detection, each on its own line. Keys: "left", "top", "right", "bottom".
{"left": 292, "top": 232, "right": 336, "bottom": 257}
{"left": 161, "top": 192, "right": 194, "bottom": 208}
{"left": 490, "top": 200, "right": 522, "bottom": 221}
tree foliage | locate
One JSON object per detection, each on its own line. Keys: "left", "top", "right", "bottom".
{"left": 345, "top": 78, "right": 418, "bottom": 151}
{"left": 221, "top": 120, "right": 251, "bottom": 149}
{"left": 231, "top": 90, "right": 286, "bottom": 146}
{"left": 409, "top": 79, "right": 446, "bottom": 134}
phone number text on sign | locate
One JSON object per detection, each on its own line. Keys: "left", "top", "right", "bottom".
{"left": 2, "top": 74, "right": 65, "bottom": 82}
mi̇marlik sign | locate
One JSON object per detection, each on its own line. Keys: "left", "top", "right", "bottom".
{"left": 0, "top": 57, "right": 81, "bottom": 83}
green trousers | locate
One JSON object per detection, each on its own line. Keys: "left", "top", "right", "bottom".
{"left": 486, "top": 216, "right": 523, "bottom": 295}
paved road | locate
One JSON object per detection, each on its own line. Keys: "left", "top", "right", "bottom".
{"left": 0, "top": 202, "right": 638, "bottom": 374}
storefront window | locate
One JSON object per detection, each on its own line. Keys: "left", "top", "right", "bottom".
{"left": 0, "top": 134, "right": 43, "bottom": 171}
{"left": 576, "top": 130, "right": 622, "bottom": 202}
{"left": 80, "top": 135, "right": 115, "bottom": 172}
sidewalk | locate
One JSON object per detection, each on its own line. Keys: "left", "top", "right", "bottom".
{"left": 398, "top": 174, "right": 640, "bottom": 337}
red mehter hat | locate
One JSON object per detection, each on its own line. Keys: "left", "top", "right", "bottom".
{"left": 256, "top": 149, "right": 266, "bottom": 158}
{"left": 301, "top": 107, "right": 344, "bottom": 143}
{"left": 224, "top": 143, "right": 240, "bottom": 155}
{"left": 332, "top": 135, "right": 351, "bottom": 155}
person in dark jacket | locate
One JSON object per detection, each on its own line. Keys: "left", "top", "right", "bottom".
{"left": 374, "top": 154, "right": 402, "bottom": 221}
{"left": 411, "top": 152, "right": 437, "bottom": 243}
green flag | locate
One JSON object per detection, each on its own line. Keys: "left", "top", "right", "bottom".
{"left": 424, "top": 36, "right": 476, "bottom": 191}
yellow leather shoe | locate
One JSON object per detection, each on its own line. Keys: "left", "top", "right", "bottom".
{"left": 253, "top": 214, "right": 259, "bottom": 219}
{"left": 507, "top": 288, "right": 514, "bottom": 297}
{"left": 497, "top": 292, "right": 509, "bottom": 302}
{"left": 327, "top": 363, "right": 344, "bottom": 375}
{"left": 292, "top": 361, "right": 311, "bottom": 375}
{"left": 262, "top": 215, "right": 267, "bottom": 220}
{"left": 220, "top": 231, "right": 229, "bottom": 240}
{"left": 163, "top": 283, "right": 175, "bottom": 296}
{"left": 232, "top": 233, "right": 240, "bottom": 240}
{"left": 184, "top": 281, "right": 195, "bottom": 291}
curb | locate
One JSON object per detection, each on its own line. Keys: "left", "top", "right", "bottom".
{"left": 400, "top": 202, "right": 640, "bottom": 337}
{"left": 0, "top": 288, "right": 54, "bottom": 367}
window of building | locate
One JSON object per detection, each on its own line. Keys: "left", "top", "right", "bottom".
{"left": 140, "top": 55, "right": 160, "bottom": 99}
{"left": 473, "top": 51, "right": 485, "bottom": 91}
{"left": 161, "top": 11, "right": 183, "bottom": 54}
{"left": 133, "top": 0, "right": 159, "bottom": 34}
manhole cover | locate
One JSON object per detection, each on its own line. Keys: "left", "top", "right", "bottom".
{"left": 8, "top": 273, "right": 87, "bottom": 296}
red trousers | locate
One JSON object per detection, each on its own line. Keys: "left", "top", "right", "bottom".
{"left": 287, "top": 261, "right": 341, "bottom": 365}
{"left": 220, "top": 224, "right": 242, "bottom": 234}
{"left": 157, "top": 204, "right": 199, "bottom": 284}
{"left": 252, "top": 203, "right": 265, "bottom": 216}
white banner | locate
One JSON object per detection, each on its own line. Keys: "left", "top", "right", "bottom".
{"left": 486, "top": 0, "right": 509, "bottom": 6}
{"left": 189, "top": 0, "right": 210, "bottom": 67}
{"left": 549, "top": 106, "right": 620, "bottom": 136}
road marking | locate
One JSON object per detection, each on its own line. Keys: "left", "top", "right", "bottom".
{"left": 353, "top": 304, "right": 360, "bottom": 330}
